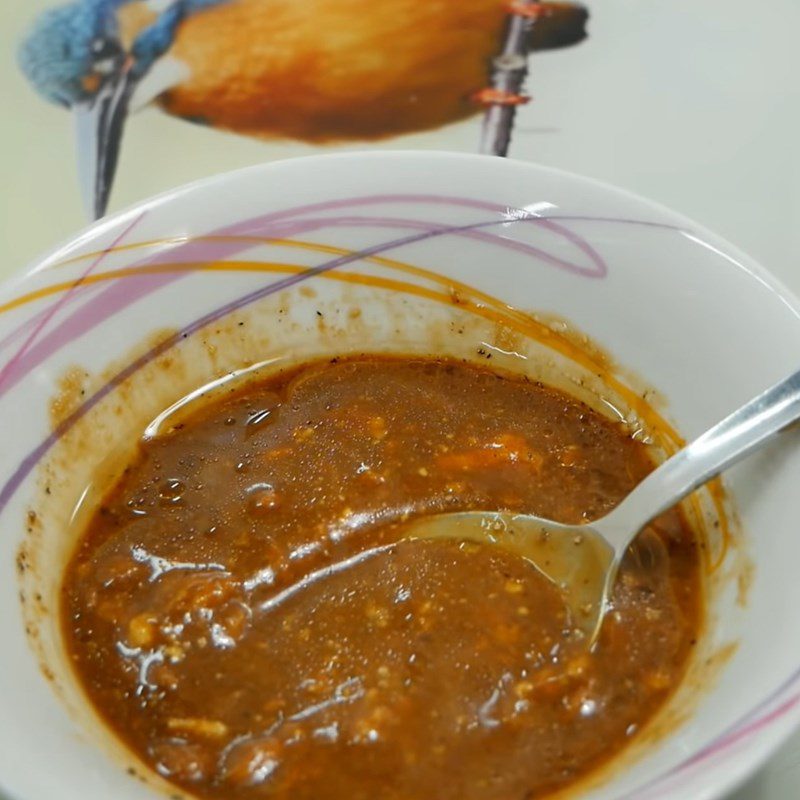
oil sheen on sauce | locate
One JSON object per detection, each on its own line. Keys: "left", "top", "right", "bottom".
{"left": 62, "top": 357, "right": 702, "bottom": 799}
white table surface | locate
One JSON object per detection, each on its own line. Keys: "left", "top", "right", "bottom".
{"left": 1, "top": 0, "right": 798, "bottom": 796}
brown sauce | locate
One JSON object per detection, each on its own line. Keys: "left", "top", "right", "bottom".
{"left": 62, "top": 357, "right": 702, "bottom": 799}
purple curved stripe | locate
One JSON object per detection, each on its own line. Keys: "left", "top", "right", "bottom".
{"left": 238, "top": 214, "right": 607, "bottom": 277}
{"left": 0, "top": 208, "right": 608, "bottom": 400}
{"left": 632, "top": 696, "right": 800, "bottom": 800}
{"left": 616, "top": 668, "right": 800, "bottom": 799}
{"left": 684, "top": 693, "right": 800, "bottom": 766}
{"left": 0, "top": 194, "right": 683, "bottom": 397}
{"left": 0, "top": 193, "right": 612, "bottom": 394}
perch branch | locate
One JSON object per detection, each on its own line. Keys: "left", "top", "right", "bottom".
{"left": 477, "top": 2, "right": 550, "bottom": 157}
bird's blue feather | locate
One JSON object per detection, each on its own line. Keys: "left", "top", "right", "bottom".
{"left": 18, "top": 2, "right": 121, "bottom": 105}
{"left": 19, "top": 0, "right": 228, "bottom": 106}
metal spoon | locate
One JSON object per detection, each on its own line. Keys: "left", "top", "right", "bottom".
{"left": 401, "top": 367, "right": 800, "bottom": 645}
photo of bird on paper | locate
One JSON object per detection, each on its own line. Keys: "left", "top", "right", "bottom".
{"left": 17, "top": 0, "right": 588, "bottom": 220}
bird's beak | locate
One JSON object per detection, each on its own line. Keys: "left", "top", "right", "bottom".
{"left": 73, "top": 63, "right": 137, "bottom": 220}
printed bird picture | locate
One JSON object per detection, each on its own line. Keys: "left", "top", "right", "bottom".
{"left": 19, "top": 0, "right": 588, "bottom": 219}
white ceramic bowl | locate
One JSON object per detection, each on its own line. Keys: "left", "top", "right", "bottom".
{"left": 1, "top": 152, "right": 799, "bottom": 800}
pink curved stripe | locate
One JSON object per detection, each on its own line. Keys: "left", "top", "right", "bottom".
{"left": 260, "top": 214, "right": 606, "bottom": 277}
{"left": 631, "top": 693, "right": 800, "bottom": 800}
{"left": 0, "top": 195, "right": 609, "bottom": 401}
{"left": 0, "top": 281, "right": 111, "bottom": 355}
{"left": 691, "top": 694, "right": 800, "bottom": 766}
{"left": 0, "top": 214, "right": 144, "bottom": 391}
{"left": 0, "top": 310, "right": 48, "bottom": 355}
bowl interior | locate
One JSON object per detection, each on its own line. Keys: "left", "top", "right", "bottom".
{"left": 0, "top": 152, "right": 798, "bottom": 800}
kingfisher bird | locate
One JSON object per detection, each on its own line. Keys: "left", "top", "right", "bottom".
{"left": 19, "top": 0, "right": 587, "bottom": 219}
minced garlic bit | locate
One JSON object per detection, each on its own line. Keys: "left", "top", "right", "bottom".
{"left": 167, "top": 717, "right": 229, "bottom": 739}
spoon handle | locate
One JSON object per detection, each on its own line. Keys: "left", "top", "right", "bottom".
{"left": 598, "top": 367, "right": 800, "bottom": 555}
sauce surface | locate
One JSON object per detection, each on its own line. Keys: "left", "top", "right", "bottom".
{"left": 62, "top": 358, "right": 701, "bottom": 799}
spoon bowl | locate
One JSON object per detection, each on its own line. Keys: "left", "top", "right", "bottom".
{"left": 402, "top": 511, "right": 616, "bottom": 642}
{"left": 403, "top": 365, "right": 800, "bottom": 645}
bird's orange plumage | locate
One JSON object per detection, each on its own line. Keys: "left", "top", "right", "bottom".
{"left": 127, "top": 0, "right": 512, "bottom": 141}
